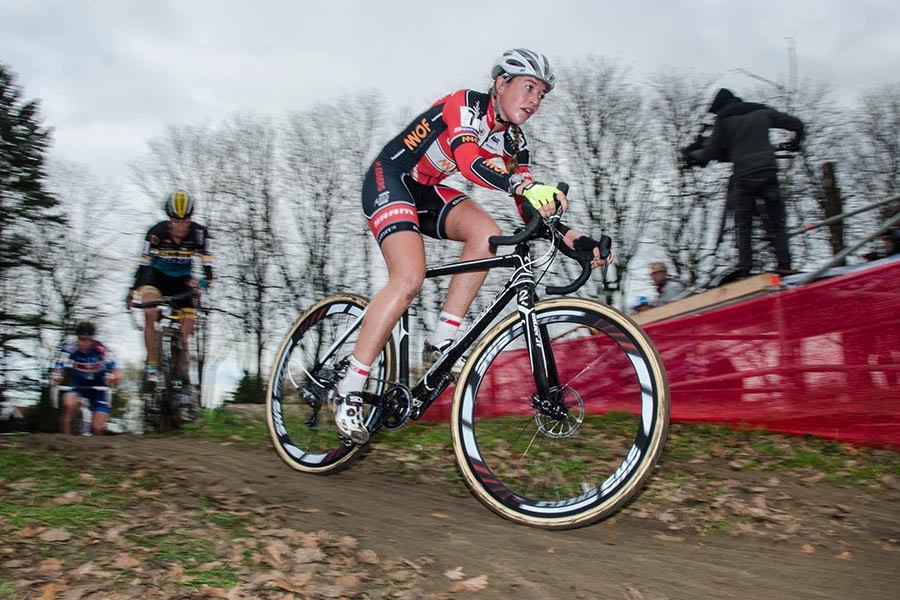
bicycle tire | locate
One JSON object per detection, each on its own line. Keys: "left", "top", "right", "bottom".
{"left": 267, "top": 294, "right": 397, "bottom": 474}
{"left": 450, "top": 297, "right": 669, "bottom": 529}
{"left": 149, "top": 329, "right": 180, "bottom": 433}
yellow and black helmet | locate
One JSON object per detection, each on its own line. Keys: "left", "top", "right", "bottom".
{"left": 164, "top": 189, "right": 194, "bottom": 219}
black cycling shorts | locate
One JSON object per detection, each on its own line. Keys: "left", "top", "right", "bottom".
{"left": 362, "top": 159, "right": 469, "bottom": 245}
{"left": 134, "top": 269, "right": 196, "bottom": 313}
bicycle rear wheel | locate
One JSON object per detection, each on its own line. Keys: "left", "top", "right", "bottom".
{"left": 267, "top": 294, "right": 396, "bottom": 474}
{"left": 451, "top": 297, "right": 669, "bottom": 529}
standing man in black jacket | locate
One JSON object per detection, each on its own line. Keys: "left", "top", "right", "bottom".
{"left": 685, "top": 88, "right": 804, "bottom": 277}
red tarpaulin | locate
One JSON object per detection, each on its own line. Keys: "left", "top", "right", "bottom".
{"left": 420, "top": 259, "right": 900, "bottom": 448}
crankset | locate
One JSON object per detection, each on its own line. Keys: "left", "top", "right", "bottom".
{"left": 376, "top": 383, "right": 413, "bottom": 430}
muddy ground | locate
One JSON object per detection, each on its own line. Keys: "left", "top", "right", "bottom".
{"left": 2, "top": 421, "right": 899, "bottom": 599}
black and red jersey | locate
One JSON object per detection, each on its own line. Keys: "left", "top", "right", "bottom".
{"left": 377, "top": 89, "right": 531, "bottom": 192}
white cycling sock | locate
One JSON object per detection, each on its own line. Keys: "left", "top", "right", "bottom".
{"left": 337, "top": 355, "right": 370, "bottom": 397}
{"left": 429, "top": 311, "right": 463, "bottom": 347}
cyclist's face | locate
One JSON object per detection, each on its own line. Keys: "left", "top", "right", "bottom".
{"left": 170, "top": 217, "right": 190, "bottom": 237}
{"left": 76, "top": 335, "right": 93, "bottom": 353}
{"left": 495, "top": 75, "right": 548, "bottom": 126}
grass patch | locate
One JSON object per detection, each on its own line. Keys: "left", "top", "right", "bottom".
{"left": 180, "top": 406, "right": 269, "bottom": 448}
{"left": 0, "top": 443, "right": 255, "bottom": 592}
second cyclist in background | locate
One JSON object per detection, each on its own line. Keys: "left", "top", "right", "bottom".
{"left": 50, "top": 321, "right": 121, "bottom": 435}
{"left": 127, "top": 189, "right": 213, "bottom": 390}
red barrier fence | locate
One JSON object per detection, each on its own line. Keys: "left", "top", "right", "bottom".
{"left": 647, "top": 259, "right": 900, "bottom": 448}
{"left": 422, "top": 259, "right": 899, "bottom": 449}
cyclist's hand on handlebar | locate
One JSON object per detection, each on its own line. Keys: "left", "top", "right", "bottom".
{"left": 573, "top": 234, "right": 615, "bottom": 269}
{"left": 518, "top": 181, "right": 568, "bottom": 218}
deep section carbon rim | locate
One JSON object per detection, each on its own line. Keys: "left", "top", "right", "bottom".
{"left": 267, "top": 295, "right": 395, "bottom": 473}
{"left": 452, "top": 298, "right": 669, "bottom": 528}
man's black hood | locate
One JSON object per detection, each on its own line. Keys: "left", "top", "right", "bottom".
{"left": 709, "top": 88, "right": 741, "bottom": 114}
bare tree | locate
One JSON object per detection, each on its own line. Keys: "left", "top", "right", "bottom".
{"left": 846, "top": 82, "right": 900, "bottom": 219}
{"left": 534, "top": 57, "right": 658, "bottom": 305}
{"left": 36, "top": 162, "right": 128, "bottom": 349}
{"left": 280, "top": 94, "right": 386, "bottom": 310}
{"left": 212, "top": 113, "right": 286, "bottom": 382}
{"left": 645, "top": 69, "right": 726, "bottom": 287}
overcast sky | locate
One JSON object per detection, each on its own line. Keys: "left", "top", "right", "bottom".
{"left": 2, "top": 0, "right": 898, "bottom": 182}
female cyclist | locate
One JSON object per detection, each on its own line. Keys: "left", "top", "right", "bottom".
{"left": 334, "top": 48, "right": 610, "bottom": 443}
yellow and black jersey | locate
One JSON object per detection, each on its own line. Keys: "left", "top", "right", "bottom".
{"left": 132, "top": 220, "right": 213, "bottom": 283}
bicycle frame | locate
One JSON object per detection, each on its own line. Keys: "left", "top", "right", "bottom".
{"left": 322, "top": 239, "right": 563, "bottom": 422}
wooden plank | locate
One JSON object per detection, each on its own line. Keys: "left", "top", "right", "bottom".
{"left": 632, "top": 273, "right": 782, "bottom": 325}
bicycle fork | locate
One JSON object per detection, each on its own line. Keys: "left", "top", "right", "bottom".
{"left": 514, "top": 288, "right": 567, "bottom": 420}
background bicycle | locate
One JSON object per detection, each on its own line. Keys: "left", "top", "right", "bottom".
{"left": 131, "top": 290, "right": 199, "bottom": 432}
{"left": 49, "top": 384, "right": 110, "bottom": 436}
{"left": 267, "top": 200, "right": 670, "bottom": 529}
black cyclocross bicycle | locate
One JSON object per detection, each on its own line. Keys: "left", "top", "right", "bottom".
{"left": 266, "top": 197, "right": 670, "bottom": 529}
{"left": 132, "top": 290, "right": 198, "bottom": 432}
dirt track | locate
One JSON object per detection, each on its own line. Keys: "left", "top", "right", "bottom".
{"left": 7, "top": 429, "right": 899, "bottom": 600}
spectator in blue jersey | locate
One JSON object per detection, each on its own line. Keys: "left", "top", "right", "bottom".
{"left": 127, "top": 190, "right": 213, "bottom": 383}
{"left": 50, "top": 321, "right": 121, "bottom": 435}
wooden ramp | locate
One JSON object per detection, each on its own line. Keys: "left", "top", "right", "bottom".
{"left": 632, "top": 273, "right": 783, "bottom": 326}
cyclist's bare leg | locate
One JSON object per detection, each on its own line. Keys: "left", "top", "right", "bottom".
{"left": 140, "top": 289, "right": 162, "bottom": 365}
{"left": 179, "top": 315, "right": 195, "bottom": 376}
{"left": 91, "top": 410, "right": 108, "bottom": 436}
{"left": 58, "top": 392, "right": 80, "bottom": 435}
{"left": 352, "top": 230, "right": 426, "bottom": 365}
{"left": 440, "top": 200, "right": 501, "bottom": 318}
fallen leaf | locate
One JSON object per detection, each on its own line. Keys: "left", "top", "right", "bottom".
{"left": 23, "top": 524, "right": 46, "bottom": 537}
{"left": 169, "top": 563, "right": 186, "bottom": 582}
{"left": 452, "top": 575, "right": 489, "bottom": 592}
{"left": 39, "top": 528, "right": 72, "bottom": 542}
{"left": 624, "top": 585, "right": 646, "bottom": 600}
{"left": 37, "top": 583, "right": 66, "bottom": 600}
{"left": 274, "top": 573, "right": 312, "bottom": 593}
{"left": 835, "top": 551, "right": 853, "bottom": 560}
{"left": 38, "top": 557, "right": 62, "bottom": 574}
{"left": 334, "top": 574, "right": 361, "bottom": 589}
{"left": 444, "top": 567, "right": 465, "bottom": 581}
{"left": 113, "top": 553, "right": 142, "bottom": 569}
{"left": 293, "top": 546, "right": 325, "bottom": 564}
{"left": 265, "top": 541, "right": 290, "bottom": 565}
{"left": 881, "top": 474, "right": 900, "bottom": 491}
{"left": 52, "top": 491, "right": 84, "bottom": 506}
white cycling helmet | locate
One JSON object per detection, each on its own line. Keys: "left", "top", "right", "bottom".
{"left": 491, "top": 48, "right": 556, "bottom": 92}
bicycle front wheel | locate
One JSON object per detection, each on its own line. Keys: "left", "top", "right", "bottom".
{"left": 451, "top": 297, "right": 669, "bottom": 529}
{"left": 267, "top": 294, "right": 396, "bottom": 474}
